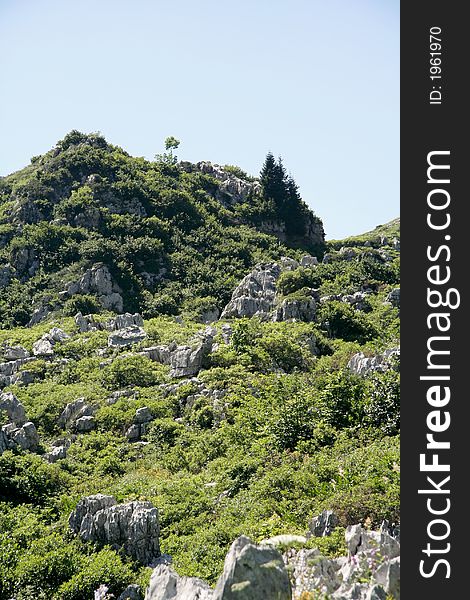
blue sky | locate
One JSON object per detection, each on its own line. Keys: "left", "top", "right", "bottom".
{"left": 0, "top": 0, "right": 399, "bottom": 239}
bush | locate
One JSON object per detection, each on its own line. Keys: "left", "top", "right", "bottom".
{"left": 101, "top": 355, "right": 166, "bottom": 389}
{"left": 56, "top": 548, "right": 135, "bottom": 600}
{"left": 317, "top": 301, "right": 377, "bottom": 343}
{"left": 63, "top": 294, "right": 102, "bottom": 317}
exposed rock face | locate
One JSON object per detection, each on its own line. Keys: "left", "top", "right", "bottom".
{"left": 300, "top": 255, "right": 318, "bottom": 267}
{"left": 126, "top": 406, "right": 154, "bottom": 442}
{"left": 169, "top": 327, "right": 216, "bottom": 378}
{"left": 348, "top": 348, "right": 400, "bottom": 377}
{"left": 273, "top": 297, "right": 317, "bottom": 322}
{"left": 287, "top": 548, "right": 342, "bottom": 597}
{"left": 27, "top": 305, "right": 50, "bottom": 327}
{"left": 221, "top": 263, "right": 281, "bottom": 319}
{"left": 32, "top": 327, "right": 70, "bottom": 357}
{"left": 307, "top": 510, "right": 339, "bottom": 538}
{"left": 75, "top": 312, "right": 144, "bottom": 333}
{"left": 213, "top": 535, "right": 291, "bottom": 600}
{"left": 0, "top": 265, "right": 12, "bottom": 289}
{"left": 145, "top": 564, "right": 213, "bottom": 600}
{"left": 69, "top": 495, "right": 160, "bottom": 565}
{"left": 1, "top": 421, "right": 39, "bottom": 453}
{"left": 0, "top": 391, "right": 27, "bottom": 425}
{"left": 108, "top": 326, "right": 148, "bottom": 348}
{"left": 64, "top": 263, "right": 124, "bottom": 312}
{"left": 1, "top": 345, "right": 30, "bottom": 361}
{"left": 75, "top": 415, "right": 96, "bottom": 432}
{"left": 58, "top": 398, "right": 96, "bottom": 429}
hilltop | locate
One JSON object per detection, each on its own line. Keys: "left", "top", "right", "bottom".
{"left": 0, "top": 134, "right": 400, "bottom": 600}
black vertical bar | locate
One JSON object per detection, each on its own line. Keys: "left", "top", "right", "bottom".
{"left": 401, "top": 2, "right": 468, "bottom": 598}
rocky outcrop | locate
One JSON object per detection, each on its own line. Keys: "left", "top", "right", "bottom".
{"left": 168, "top": 327, "right": 216, "bottom": 378}
{"left": 145, "top": 564, "right": 213, "bottom": 600}
{"left": 0, "top": 391, "right": 27, "bottom": 425}
{"left": 32, "top": 327, "right": 70, "bottom": 357}
{"left": 126, "top": 406, "right": 154, "bottom": 442}
{"left": 69, "top": 495, "right": 160, "bottom": 565}
{"left": 273, "top": 296, "right": 317, "bottom": 322}
{"left": 213, "top": 535, "right": 291, "bottom": 600}
{"left": 307, "top": 509, "right": 339, "bottom": 538}
{"left": 221, "top": 263, "right": 281, "bottom": 319}
{"left": 1, "top": 421, "right": 39, "bottom": 453}
{"left": 75, "top": 312, "right": 144, "bottom": 333}
{"left": 58, "top": 398, "right": 96, "bottom": 429}
{"left": 108, "top": 326, "right": 148, "bottom": 348}
{"left": 348, "top": 348, "right": 400, "bottom": 377}
{"left": 63, "top": 263, "right": 124, "bottom": 312}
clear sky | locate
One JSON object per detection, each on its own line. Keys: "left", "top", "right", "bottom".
{"left": 0, "top": 0, "right": 399, "bottom": 239}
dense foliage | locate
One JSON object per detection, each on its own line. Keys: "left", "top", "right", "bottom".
{"left": 0, "top": 134, "right": 399, "bottom": 599}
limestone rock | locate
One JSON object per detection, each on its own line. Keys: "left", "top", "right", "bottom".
{"left": 118, "top": 584, "right": 142, "bottom": 600}
{"left": 108, "top": 326, "right": 147, "bottom": 348}
{"left": 348, "top": 349, "right": 400, "bottom": 377}
{"left": 273, "top": 297, "right": 317, "bottom": 322}
{"left": 261, "top": 534, "right": 307, "bottom": 547}
{"left": 386, "top": 288, "right": 400, "bottom": 308}
{"left": 0, "top": 391, "right": 27, "bottom": 425}
{"left": 287, "top": 548, "right": 341, "bottom": 597}
{"left": 1, "top": 421, "right": 39, "bottom": 453}
{"left": 372, "top": 557, "right": 400, "bottom": 599}
{"left": 75, "top": 415, "right": 96, "bottom": 432}
{"left": 58, "top": 398, "right": 95, "bottom": 429}
{"left": 32, "top": 337, "right": 55, "bottom": 357}
{"left": 44, "top": 444, "right": 68, "bottom": 463}
{"left": 2, "top": 345, "right": 30, "bottom": 361}
{"left": 213, "top": 535, "right": 291, "bottom": 600}
{"left": 221, "top": 263, "right": 281, "bottom": 319}
{"left": 64, "top": 263, "right": 124, "bottom": 312}
{"left": 70, "top": 495, "right": 160, "bottom": 565}
{"left": 300, "top": 255, "right": 318, "bottom": 267}
{"left": 169, "top": 327, "right": 216, "bottom": 378}
{"left": 27, "top": 306, "right": 50, "bottom": 327}
{"left": 134, "top": 407, "right": 153, "bottom": 424}
{"left": 145, "top": 564, "right": 213, "bottom": 600}
{"left": 307, "top": 510, "right": 339, "bottom": 538}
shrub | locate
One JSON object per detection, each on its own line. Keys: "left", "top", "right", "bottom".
{"left": 101, "top": 355, "right": 166, "bottom": 389}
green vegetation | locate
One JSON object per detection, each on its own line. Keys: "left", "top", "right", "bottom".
{"left": 0, "top": 133, "right": 399, "bottom": 598}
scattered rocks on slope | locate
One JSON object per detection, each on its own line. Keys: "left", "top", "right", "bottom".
{"left": 144, "top": 564, "right": 213, "bottom": 600}
{"left": 348, "top": 348, "right": 400, "bottom": 377}
{"left": 75, "top": 312, "right": 144, "bottom": 333}
{"left": 126, "top": 406, "right": 154, "bottom": 442}
{"left": 32, "top": 327, "right": 70, "bottom": 357}
{"left": 69, "top": 495, "right": 160, "bottom": 565}
{"left": 213, "top": 535, "right": 292, "bottom": 600}
{"left": 169, "top": 327, "right": 216, "bottom": 378}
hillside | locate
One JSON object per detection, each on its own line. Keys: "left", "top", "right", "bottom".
{"left": 0, "top": 134, "right": 400, "bottom": 600}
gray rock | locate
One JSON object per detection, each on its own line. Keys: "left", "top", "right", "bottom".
{"left": 307, "top": 510, "right": 339, "bottom": 538}
{"left": 386, "top": 288, "right": 400, "bottom": 308}
{"left": 135, "top": 407, "right": 153, "bottom": 424}
{"left": 221, "top": 263, "right": 281, "bottom": 319}
{"left": 169, "top": 327, "right": 216, "bottom": 378}
{"left": 0, "top": 391, "right": 27, "bottom": 425}
{"left": 145, "top": 564, "right": 213, "bottom": 600}
{"left": 1, "top": 421, "right": 39, "bottom": 452}
{"left": 49, "top": 327, "right": 70, "bottom": 343}
{"left": 32, "top": 337, "right": 55, "bottom": 357}
{"left": 58, "top": 398, "right": 95, "bottom": 429}
{"left": 112, "top": 313, "right": 144, "bottom": 331}
{"left": 373, "top": 557, "right": 400, "bottom": 599}
{"left": 108, "top": 326, "right": 147, "bottom": 348}
{"left": 287, "top": 548, "right": 341, "bottom": 596}
{"left": 125, "top": 424, "right": 142, "bottom": 442}
{"left": 199, "top": 308, "right": 220, "bottom": 324}
{"left": 65, "top": 263, "right": 124, "bottom": 313}
{"left": 75, "top": 415, "right": 96, "bottom": 432}
{"left": 2, "top": 345, "right": 30, "bottom": 361}
{"left": 300, "top": 255, "right": 318, "bottom": 267}
{"left": 118, "top": 584, "right": 142, "bottom": 600}
{"left": 273, "top": 297, "right": 317, "bottom": 322}
{"left": 348, "top": 349, "right": 400, "bottom": 377}
{"left": 27, "top": 305, "right": 50, "bottom": 326}
{"left": 0, "top": 265, "right": 12, "bottom": 289}
{"left": 213, "top": 535, "right": 291, "bottom": 600}
{"left": 366, "top": 585, "right": 387, "bottom": 600}
{"left": 221, "top": 324, "right": 232, "bottom": 344}
{"left": 44, "top": 444, "right": 68, "bottom": 463}
{"left": 70, "top": 495, "right": 160, "bottom": 565}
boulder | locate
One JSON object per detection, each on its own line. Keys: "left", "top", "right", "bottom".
{"left": 145, "top": 564, "right": 213, "bottom": 600}
{"left": 273, "top": 297, "right": 317, "bottom": 322}
{"left": 70, "top": 495, "right": 160, "bottom": 565}
{"left": 134, "top": 407, "right": 153, "bottom": 424}
{"left": 1, "top": 421, "right": 39, "bottom": 453}
{"left": 2, "top": 345, "right": 30, "bottom": 361}
{"left": 58, "top": 398, "right": 95, "bottom": 429}
{"left": 300, "top": 255, "right": 318, "bottom": 267}
{"left": 213, "top": 535, "right": 291, "bottom": 600}
{"left": 44, "top": 444, "right": 68, "bottom": 463}
{"left": 287, "top": 548, "right": 341, "bottom": 596}
{"left": 75, "top": 415, "right": 96, "bottom": 432}
{"left": 386, "top": 288, "right": 400, "bottom": 308}
{"left": 221, "top": 263, "right": 281, "bottom": 319}
{"left": 169, "top": 327, "right": 216, "bottom": 378}
{"left": 0, "top": 391, "right": 27, "bottom": 425}
{"left": 372, "top": 557, "right": 400, "bottom": 599}
{"left": 108, "top": 326, "right": 147, "bottom": 348}
{"left": 32, "top": 337, "right": 54, "bottom": 357}
{"left": 307, "top": 510, "right": 339, "bottom": 538}
{"left": 118, "top": 584, "right": 142, "bottom": 600}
